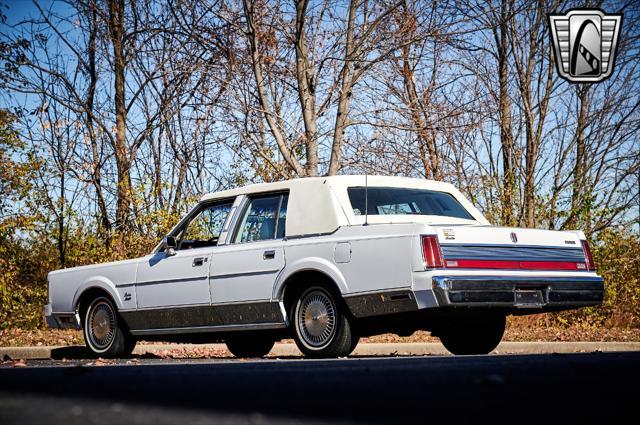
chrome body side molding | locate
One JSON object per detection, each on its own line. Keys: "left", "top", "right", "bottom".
{"left": 130, "top": 322, "right": 287, "bottom": 336}
{"left": 120, "top": 301, "right": 286, "bottom": 333}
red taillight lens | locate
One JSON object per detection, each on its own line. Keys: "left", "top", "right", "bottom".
{"left": 422, "top": 235, "right": 443, "bottom": 269}
{"left": 581, "top": 240, "right": 595, "bottom": 271}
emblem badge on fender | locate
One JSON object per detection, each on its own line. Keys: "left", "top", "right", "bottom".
{"left": 510, "top": 232, "right": 518, "bottom": 243}
{"left": 548, "top": 9, "right": 622, "bottom": 83}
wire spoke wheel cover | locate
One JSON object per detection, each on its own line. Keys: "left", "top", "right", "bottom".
{"left": 87, "top": 299, "right": 116, "bottom": 351}
{"left": 298, "top": 289, "right": 337, "bottom": 348}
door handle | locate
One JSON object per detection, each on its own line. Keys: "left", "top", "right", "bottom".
{"left": 263, "top": 250, "right": 276, "bottom": 260}
{"left": 192, "top": 257, "right": 206, "bottom": 267}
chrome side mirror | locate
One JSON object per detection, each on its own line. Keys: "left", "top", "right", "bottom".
{"left": 163, "top": 236, "right": 177, "bottom": 257}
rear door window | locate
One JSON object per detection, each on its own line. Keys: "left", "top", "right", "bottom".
{"left": 234, "top": 193, "right": 289, "bottom": 243}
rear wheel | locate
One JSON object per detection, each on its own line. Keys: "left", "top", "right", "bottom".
{"left": 226, "top": 336, "right": 275, "bottom": 358}
{"left": 83, "top": 296, "right": 136, "bottom": 358}
{"left": 292, "top": 286, "right": 358, "bottom": 358}
{"left": 437, "top": 314, "right": 506, "bottom": 355}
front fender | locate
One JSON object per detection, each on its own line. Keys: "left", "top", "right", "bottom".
{"left": 72, "top": 276, "right": 123, "bottom": 312}
{"left": 273, "top": 256, "right": 349, "bottom": 300}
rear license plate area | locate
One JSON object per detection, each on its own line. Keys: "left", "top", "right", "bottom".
{"left": 515, "top": 289, "right": 544, "bottom": 307}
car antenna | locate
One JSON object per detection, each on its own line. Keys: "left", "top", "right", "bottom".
{"left": 364, "top": 173, "right": 369, "bottom": 226}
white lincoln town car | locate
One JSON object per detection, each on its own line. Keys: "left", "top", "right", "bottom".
{"left": 44, "top": 175, "right": 604, "bottom": 358}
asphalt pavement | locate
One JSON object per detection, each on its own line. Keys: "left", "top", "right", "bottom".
{"left": 1, "top": 351, "right": 639, "bottom": 424}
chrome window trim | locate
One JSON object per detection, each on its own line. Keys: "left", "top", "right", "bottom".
{"left": 218, "top": 195, "right": 246, "bottom": 246}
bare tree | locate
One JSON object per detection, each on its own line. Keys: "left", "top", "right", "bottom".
{"left": 1, "top": 0, "right": 637, "bottom": 244}
{"left": 240, "top": 0, "right": 404, "bottom": 177}
{"left": 509, "top": 0, "right": 557, "bottom": 227}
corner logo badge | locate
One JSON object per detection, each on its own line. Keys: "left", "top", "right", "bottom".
{"left": 549, "top": 9, "right": 622, "bottom": 83}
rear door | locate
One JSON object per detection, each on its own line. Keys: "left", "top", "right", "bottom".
{"left": 210, "top": 193, "right": 288, "bottom": 304}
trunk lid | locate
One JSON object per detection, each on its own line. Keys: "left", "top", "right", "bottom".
{"left": 432, "top": 225, "right": 589, "bottom": 271}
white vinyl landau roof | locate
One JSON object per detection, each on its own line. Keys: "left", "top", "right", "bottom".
{"left": 199, "top": 175, "right": 489, "bottom": 237}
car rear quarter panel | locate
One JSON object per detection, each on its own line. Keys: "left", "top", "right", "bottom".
{"left": 276, "top": 223, "right": 430, "bottom": 299}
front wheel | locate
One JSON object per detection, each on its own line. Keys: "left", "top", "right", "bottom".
{"left": 437, "top": 314, "right": 506, "bottom": 355}
{"left": 292, "top": 286, "right": 358, "bottom": 358}
{"left": 83, "top": 296, "right": 136, "bottom": 358}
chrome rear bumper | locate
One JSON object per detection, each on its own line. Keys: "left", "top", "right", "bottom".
{"left": 432, "top": 276, "right": 604, "bottom": 308}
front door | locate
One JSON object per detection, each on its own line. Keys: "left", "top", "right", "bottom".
{"left": 135, "top": 249, "right": 212, "bottom": 309}
{"left": 135, "top": 200, "right": 235, "bottom": 312}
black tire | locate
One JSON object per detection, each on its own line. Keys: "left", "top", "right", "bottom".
{"left": 437, "top": 314, "right": 506, "bottom": 355}
{"left": 83, "top": 296, "right": 136, "bottom": 358}
{"left": 348, "top": 334, "right": 361, "bottom": 356}
{"left": 292, "top": 285, "right": 357, "bottom": 358}
{"left": 226, "top": 336, "right": 275, "bottom": 358}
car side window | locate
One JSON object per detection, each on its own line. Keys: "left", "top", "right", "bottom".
{"left": 234, "top": 193, "right": 288, "bottom": 243}
{"left": 179, "top": 202, "right": 233, "bottom": 250}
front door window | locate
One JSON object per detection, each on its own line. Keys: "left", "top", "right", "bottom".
{"left": 179, "top": 202, "right": 233, "bottom": 250}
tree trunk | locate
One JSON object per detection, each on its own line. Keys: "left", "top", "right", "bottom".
{"left": 242, "top": 0, "right": 305, "bottom": 177}
{"left": 327, "top": 0, "right": 358, "bottom": 176}
{"left": 108, "top": 0, "right": 132, "bottom": 229}
{"left": 294, "top": 0, "right": 318, "bottom": 176}
{"left": 58, "top": 169, "right": 66, "bottom": 267}
{"left": 497, "top": 0, "right": 516, "bottom": 226}
{"left": 86, "top": 0, "right": 111, "bottom": 236}
{"left": 568, "top": 86, "right": 590, "bottom": 229}
{"left": 517, "top": 1, "right": 553, "bottom": 228}
{"left": 400, "top": 36, "right": 441, "bottom": 180}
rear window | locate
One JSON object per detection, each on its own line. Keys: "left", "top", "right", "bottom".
{"left": 347, "top": 187, "right": 474, "bottom": 220}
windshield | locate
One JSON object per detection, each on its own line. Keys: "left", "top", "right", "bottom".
{"left": 347, "top": 187, "right": 474, "bottom": 220}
